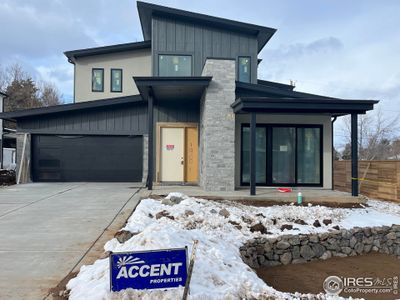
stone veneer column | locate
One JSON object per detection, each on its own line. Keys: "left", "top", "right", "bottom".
{"left": 200, "top": 59, "right": 236, "bottom": 191}
{"left": 142, "top": 134, "right": 148, "bottom": 184}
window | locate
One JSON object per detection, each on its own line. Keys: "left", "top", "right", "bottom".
{"left": 111, "top": 69, "right": 123, "bottom": 92}
{"left": 238, "top": 57, "right": 251, "bottom": 83}
{"left": 159, "top": 55, "right": 192, "bottom": 76}
{"left": 92, "top": 68, "right": 104, "bottom": 92}
{"left": 241, "top": 124, "right": 322, "bottom": 186}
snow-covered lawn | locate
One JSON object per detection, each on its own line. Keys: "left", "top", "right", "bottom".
{"left": 67, "top": 194, "right": 400, "bottom": 300}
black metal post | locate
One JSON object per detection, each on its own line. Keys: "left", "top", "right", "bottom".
{"left": 250, "top": 112, "right": 256, "bottom": 196}
{"left": 351, "top": 113, "right": 358, "bottom": 196}
{"left": 147, "top": 91, "right": 154, "bottom": 190}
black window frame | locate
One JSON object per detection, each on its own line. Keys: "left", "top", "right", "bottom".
{"left": 110, "top": 68, "right": 123, "bottom": 93}
{"left": 240, "top": 123, "right": 323, "bottom": 187}
{"left": 237, "top": 56, "right": 251, "bottom": 83}
{"left": 158, "top": 54, "right": 193, "bottom": 77}
{"left": 92, "top": 68, "right": 104, "bottom": 92}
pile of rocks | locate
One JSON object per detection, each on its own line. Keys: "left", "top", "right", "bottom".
{"left": 240, "top": 225, "right": 400, "bottom": 268}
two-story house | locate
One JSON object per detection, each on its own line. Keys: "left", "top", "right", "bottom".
{"left": 0, "top": 2, "right": 378, "bottom": 196}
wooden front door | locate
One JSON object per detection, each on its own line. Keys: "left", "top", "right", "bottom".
{"left": 185, "top": 127, "right": 198, "bottom": 182}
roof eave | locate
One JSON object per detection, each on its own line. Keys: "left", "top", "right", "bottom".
{"left": 0, "top": 95, "right": 144, "bottom": 120}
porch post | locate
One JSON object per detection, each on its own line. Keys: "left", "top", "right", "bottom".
{"left": 147, "top": 90, "right": 154, "bottom": 190}
{"left": 351, "top": 113, "right": 358, "bottom": 196}
{"left": 250, "top": 112, "right": 256, "bottom": 195}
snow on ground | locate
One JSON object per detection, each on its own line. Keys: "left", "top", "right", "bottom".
{"left": 67, "top": 195, "right": 400, "bottom": 300}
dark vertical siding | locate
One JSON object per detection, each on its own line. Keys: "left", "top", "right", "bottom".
{"left": 152, "top": 16, "right": 258, "bottom": 83}
{"left": 17, "top": 103, "right": 148, "bottom": 135}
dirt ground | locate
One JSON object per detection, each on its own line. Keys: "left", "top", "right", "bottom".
{"left": 257, "top": 253, "right": 400, "bottom": 300}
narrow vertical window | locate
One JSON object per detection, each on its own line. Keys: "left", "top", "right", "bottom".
{"left": 92, "top": 68, "right": 104, "bottom": 92}
{"left": 111, "top": 69, "right": 123, "bottom": 92}
{"left": 238, "top": 57, "right": 251, "bottom": 83}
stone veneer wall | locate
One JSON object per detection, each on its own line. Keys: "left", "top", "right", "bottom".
{"left": 142, "top": 134, "right": 148, "bottom": 184}
{"left": 200, "top": 59, "right": 236, "bottom": 191}
{"left": 241, "top": 225, "right": 400, "bottom": 268}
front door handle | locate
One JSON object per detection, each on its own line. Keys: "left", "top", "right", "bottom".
{"left": 181, "top": 157, "right": 184, "bottom": 165}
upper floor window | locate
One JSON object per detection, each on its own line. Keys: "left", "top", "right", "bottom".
{"left": 238, "top": 57, "right": 251, "bottom": 83}
{"left": 159, "top": 55, "right": 192, "bottom": 76}
{"left": 111, "top": 69, "right": 123, "bottom": 92}
{"left": 92, "top": 68, "right": 104, "bottom": 92}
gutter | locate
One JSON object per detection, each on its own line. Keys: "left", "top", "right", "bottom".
{"left": 331, "top": 116, "right": 338, "bottom": 190}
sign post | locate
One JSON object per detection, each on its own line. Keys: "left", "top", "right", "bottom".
{"left": 182, "top": 240, "right": 199, "bottom": 300}
{"left": 109, "top": 248, "right": 188, "bottom": 292}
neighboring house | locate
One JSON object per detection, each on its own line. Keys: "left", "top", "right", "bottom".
{"left": 0, "top": 2, "right": 378, "bottom": 196}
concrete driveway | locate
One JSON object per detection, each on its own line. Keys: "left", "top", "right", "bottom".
{"left": 0, "top": 182, "right": 143, "bottom": 300}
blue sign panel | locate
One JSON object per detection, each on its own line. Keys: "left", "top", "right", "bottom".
{"left": 110, "top": 248, "right": 188, "bottom": 292}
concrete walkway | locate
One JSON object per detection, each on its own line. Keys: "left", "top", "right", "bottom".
{"left": 0, "top": 183, "right": 143, "bottom": 300}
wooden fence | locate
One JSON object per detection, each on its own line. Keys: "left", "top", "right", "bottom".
{"left": 334, "top": 160, "right": 400, "bottom": 202}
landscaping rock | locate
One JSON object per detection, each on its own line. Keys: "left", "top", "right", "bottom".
{"left": 321, "top": 251, "right": 332, "bottom": 260}
{"left": 250, "top": 223, "right": 268, "bottom": 234}
{"left": 323, "top": 219, "right": 332, "bottom": 226}
{"left": 280, "top": 252, "right": 292, "bottom": 265}
{"left": 313, "top": 220, "right": 321, "bottom": 227}
{"left": 210, "top": 209, "right": 217, "bottom": 214}
{"left": 169, "top": 195, "right": 185, "bottom": 204}
{"left": 276, "top": 241, "right": 291, "bottom": 250}
{"left": 292, "top": 246, "right": 300, "bottom": 259}
{"left": 292, "top": 258, "right": 306, "bottom": 264}
{"left": 349, "top": 236, "right": 357, "bottom": 248}
{"left": 156, "top": 210, "right": 170, "bottom": 219}
{"left": 115, "top": 230, "right": 136, "bottom": 243}
{"left": 161, "top": 198, "right": 174, "bottom": 206}
{"left": 386, "top": 232, "right": 397, "bottom": 240}
{"left": 312, "top": 244, "right": 325, "bottom": 257}
{"left": 333, "top": 225, "right": 340, "bottom": 230}
{"left": 294, "top": 219, "right": 308, "bottom": 225}
{"left": 300, "top": 245, "right": 315, "bottom": 260}
{"left": 219, "top": 208, "right": 230, "bottom": 218}
{"left": 280, "top": 224, "right": 293, "bottom": 231}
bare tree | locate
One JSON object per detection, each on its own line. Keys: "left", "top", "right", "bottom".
{"left": 340, "top": 107, "right": 400, "bottom": 160}
{"left": 38, "top": 81, "right": 63, "bottom": 106}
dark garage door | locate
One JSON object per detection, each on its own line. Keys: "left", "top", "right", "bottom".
{"left": 32, "top": 135, "right": 143, "bottom": 182}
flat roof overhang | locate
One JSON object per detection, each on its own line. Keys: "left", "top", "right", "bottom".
{"left": 133, "top": 76, "right": 212, "bottom": 102}
{"left": 231, "top": 97, "right": 379, "bottom": 116}
{"left": 0, "top": 95, "right": 144, "bottom": 121}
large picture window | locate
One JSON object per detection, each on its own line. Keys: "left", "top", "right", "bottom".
{"left": 159, "top": 55, "right": 192, "bottom": 76}
{"left": 92, "top": 68, "right": 104, "bottom": 92}
{"left": 238, "top": 56, "right": 251, "bottom": 83}
{"left": 111, "top": 69, "right": 123, "bottom": 92}
{"left": 241, "top": 124, "right": 322, "bottom": 186}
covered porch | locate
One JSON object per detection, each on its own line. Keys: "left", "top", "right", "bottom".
{"left": 231, "top": 97, "right": 378, "bottom": 196}
{"left": 147, "top": 185, "right": 365, "bottom": 205}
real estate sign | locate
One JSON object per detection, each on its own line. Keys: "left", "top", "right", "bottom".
{"left": 110, "top": 248, "right": 188, "bottom": 292}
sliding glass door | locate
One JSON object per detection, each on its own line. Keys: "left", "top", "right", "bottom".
{"left": 272, "top": 127, "right": 296, "bottom": 184}
{"left": 241, "top": 127, "right": 267, "bottom": 184}
{"left": 297, "top": 128, "right": 321, "bottom": 184}
{"left": 241, "top": 124, "right": 322, "bottom": 186}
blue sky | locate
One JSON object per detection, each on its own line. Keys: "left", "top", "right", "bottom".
{"left": 0, "top": 0, "right": 399, "bottom": 146}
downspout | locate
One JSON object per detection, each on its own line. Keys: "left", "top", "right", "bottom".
{"left": 331, "top": 116, "right": 337, "bottom": 190}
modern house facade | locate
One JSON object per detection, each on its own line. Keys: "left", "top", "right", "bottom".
{"left": 0, "top": 2, "right": 378, "bottom": 195}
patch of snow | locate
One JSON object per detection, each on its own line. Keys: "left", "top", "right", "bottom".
{"left": 67, "top": 196, "right": 400, "bottom": 300}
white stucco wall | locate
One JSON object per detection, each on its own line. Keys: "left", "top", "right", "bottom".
{"left": 235, "top": 114, "right": 333, "bottom": 189}
{"left": 74, "top": 48, "right": 151, "bottom": 102}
